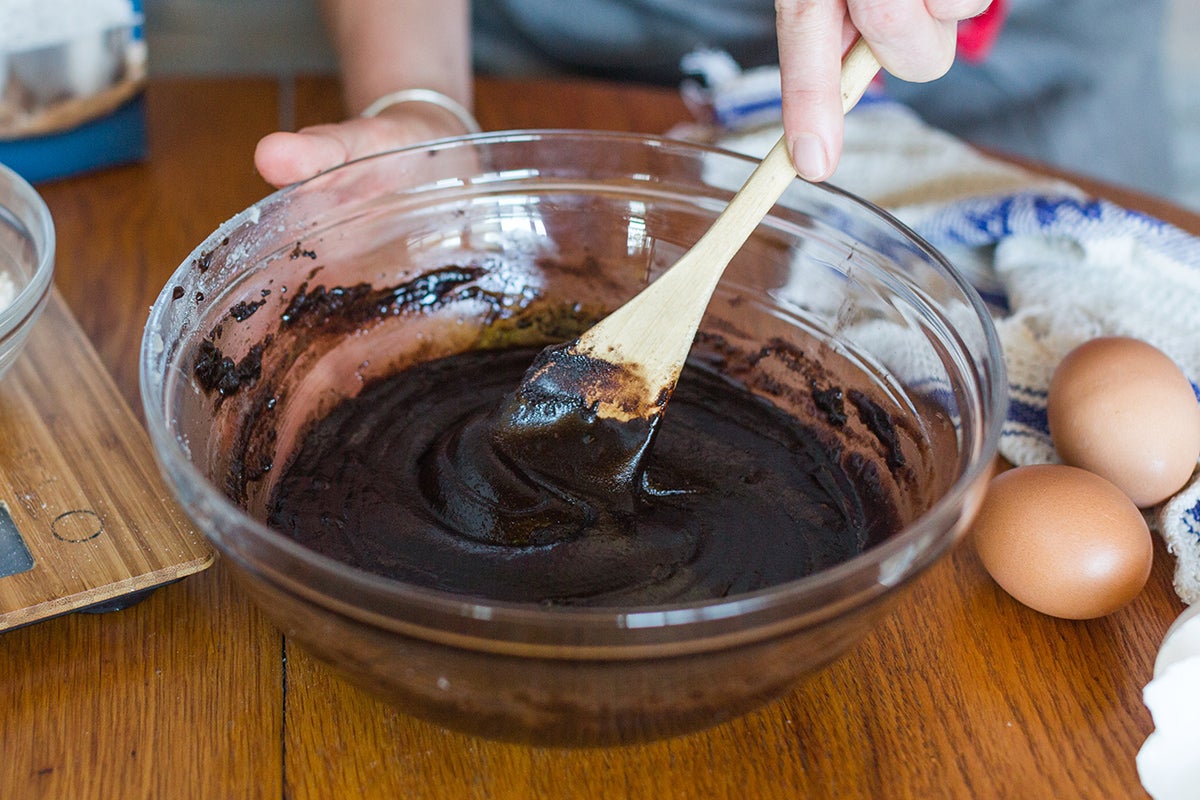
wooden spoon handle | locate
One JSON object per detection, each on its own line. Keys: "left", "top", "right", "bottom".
{"left": 575, "top": 40, "right": 881, "bottom": 401}
{"left": 839, "top": 37, "right": 883, "bottom": 113}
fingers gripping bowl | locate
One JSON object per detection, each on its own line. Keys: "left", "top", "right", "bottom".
{"left": 140, "top": 131, "right": 1005, "bottom": 745}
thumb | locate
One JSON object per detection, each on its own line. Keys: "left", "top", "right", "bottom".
{"left": 254, "top": 128, "right": 353, "bottom": 188}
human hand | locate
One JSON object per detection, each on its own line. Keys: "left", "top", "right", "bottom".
{"left": 254, "top": 102, "right": 474, "bottom": 188}
{"left": 776, "top": 0, "right": 993, "bottom": 181}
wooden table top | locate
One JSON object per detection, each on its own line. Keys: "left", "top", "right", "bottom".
{"left": 1, "top": 75, "right": 1194, "bottom": 799}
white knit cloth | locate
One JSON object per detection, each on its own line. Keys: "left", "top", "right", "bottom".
{"left": 698, "top": 100, "right": 1200, "bottom": 604}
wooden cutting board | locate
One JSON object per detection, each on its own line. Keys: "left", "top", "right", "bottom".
{"left": 0, "top": 288, "right": 213, "bottom": 630}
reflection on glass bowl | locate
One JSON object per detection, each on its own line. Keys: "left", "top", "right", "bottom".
{"left": 140, "top": 131, "right": 1005, "bottom": 746}
{"left": 0, "top": 162, "right": 54, "bottom": 380}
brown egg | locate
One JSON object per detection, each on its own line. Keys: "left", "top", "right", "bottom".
{"left": 970, "top": 464, "right": 1153, "bottom": 619}
{"left": 1048, "top": 337, "right": 1200, "bottom": 508}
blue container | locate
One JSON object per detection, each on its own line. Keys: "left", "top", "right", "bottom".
{"left": 0, "top": 0, "right": 146, "bottom": 183}
{"left": 0, "top": 94, "right": 146, "bottom": 184}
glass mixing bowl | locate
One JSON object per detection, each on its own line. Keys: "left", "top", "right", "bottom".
{"left": 140, "top": 131, "right": 1005, "bottom": 745}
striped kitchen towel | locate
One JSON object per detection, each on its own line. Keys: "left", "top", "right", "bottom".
{"left": 694, "top": 98, "right": 1200, "bottom": 604}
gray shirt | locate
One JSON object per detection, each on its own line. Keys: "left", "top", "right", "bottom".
{"left": 474, "top": 0, "right": 778, "bottom": 83}
{"left": 475, "top": 0, "right": 1173, "bottom": 194}
{"left": 142, "top": 0, "right": 1173, "bottom": 194}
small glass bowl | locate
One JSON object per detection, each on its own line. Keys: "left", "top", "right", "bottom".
{"left": 140, "top": 131, "right": 1005, "bottom": 746}
{"left": 0, "top": 162, "right": 55, "bottom": 380}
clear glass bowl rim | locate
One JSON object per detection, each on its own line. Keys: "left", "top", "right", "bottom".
{"left": 140, "top": 129, "right": 1007, "bottom": 652}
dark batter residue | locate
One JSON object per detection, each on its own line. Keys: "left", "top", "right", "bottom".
{"left": 266, "top": 346, "right": 901, "bottom": 606}
{"left": 194, "top": 339, "right": 265, "bottom": 397}
{"left": 189, "top": 251, "right": 936, "bottom": 608}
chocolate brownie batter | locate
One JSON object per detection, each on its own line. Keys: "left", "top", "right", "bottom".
{"left": 192, "top": 249, "right": 939, "bottom": 608}
{"left": 265, "top": 344, "right": 903, "bottom": 606}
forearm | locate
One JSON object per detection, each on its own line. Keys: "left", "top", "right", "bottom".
{"left": 319, "top": 0, "right": 472, "bottom": 115}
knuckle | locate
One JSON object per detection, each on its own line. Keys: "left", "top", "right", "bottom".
{"left": 850, "top": 0, "right": 913, "bottom": 41}
{"left": 774, "top": 0, "right": 815, "bottom": 17}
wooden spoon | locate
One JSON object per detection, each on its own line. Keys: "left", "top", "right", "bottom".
{"left": 503, "top": 41, "right": 881, "bottom": 437}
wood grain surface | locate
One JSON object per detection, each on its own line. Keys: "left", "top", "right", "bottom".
{"left": 0, "top": 75, "right": 1193, "bottom": 799}
{"left": 0, "top": 289, "right": 212, "bottom": 629}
